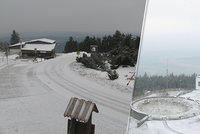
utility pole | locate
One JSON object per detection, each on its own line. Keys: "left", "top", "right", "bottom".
{"left": 20, "top": 41, "right": 22, "bottom": 57}
{"left": 166, "top": 59, "right": 169, "bottom": 91}
{"left": 34, "top": 48, "right": 37, "bottom": 61}
{"left": 5, "top": 48, "right": 8, "bottom": 64}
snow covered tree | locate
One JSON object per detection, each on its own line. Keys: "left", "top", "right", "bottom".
{"left": 10, "top": 30, "right": 20, "bottom": 45}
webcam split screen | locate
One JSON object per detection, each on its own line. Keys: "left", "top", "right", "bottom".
{"left": 1, "top": 0, "right": 200, "bottom": 134}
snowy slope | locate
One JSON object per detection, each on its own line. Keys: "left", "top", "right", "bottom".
{"left": 0, "top": 52, "right": 134, "bottom": 134}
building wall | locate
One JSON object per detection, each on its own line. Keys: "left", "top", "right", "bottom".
{"left": 196, "top": 76, "right": 200, "bottom": 89}
{"left": 22, "top": 49, "right": 55, "bottom": 59}
{"left": 9, "top": 49, "right": 20, "bottom": 55}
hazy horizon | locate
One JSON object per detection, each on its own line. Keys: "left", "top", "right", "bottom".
{"left": 137, "top": 0, "right": 200, "bottom": 76}
{"left": 0, "top": 0, "right": 146, "bottom": 35}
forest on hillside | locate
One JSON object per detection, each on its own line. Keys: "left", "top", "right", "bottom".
{"left": 64, "top": 30, "right": 140, "bottom": 68}
{"left": 133, "top": 73, "right": 196, "bottom": 97}
{"left": 64, "top": 30, "right": 140, "bottom": 53}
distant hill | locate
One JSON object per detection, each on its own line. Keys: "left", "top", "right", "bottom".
{"left": 0, "top": 31, "right": 138, "bottom": 53}
{"left": 0, "top": 31, "right": 107, "bottom": 53}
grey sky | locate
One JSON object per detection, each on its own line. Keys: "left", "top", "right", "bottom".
{"left": 137, "top": 0, "right": 200, "bottom": 75}
{"left": 0, "top": 0, "right": 146, "bottom": 35}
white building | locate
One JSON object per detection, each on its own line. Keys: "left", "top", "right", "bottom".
{"left": 196, "top": 76, "right": 200, "bottom": 89}
{"left": 9, "top": 38, "right": 56, "bottom": 59}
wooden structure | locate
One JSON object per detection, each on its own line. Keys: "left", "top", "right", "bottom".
{"left": 64, "top": 97, "right": 99, "bottom": 134}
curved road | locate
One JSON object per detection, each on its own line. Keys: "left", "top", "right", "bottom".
{"left": 0, "top": 54, "right": 131, "bottom": 134}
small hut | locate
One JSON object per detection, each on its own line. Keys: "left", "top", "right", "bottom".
{"left": 64, "top": 97, "right": 99, "bottom": 134}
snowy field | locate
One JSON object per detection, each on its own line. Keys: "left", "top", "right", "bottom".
{"left": 0, "top": 52, "right": 135, "bottom": 134}
{"left": 127, "top": 90, "right": 200, "bottom": 134}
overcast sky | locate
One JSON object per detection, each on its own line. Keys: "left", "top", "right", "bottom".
{"left": 0, "top": 0, "right": 146, "bottom": 35}
{"left": 137, "top": 0, "right": 200, "bottom": 75}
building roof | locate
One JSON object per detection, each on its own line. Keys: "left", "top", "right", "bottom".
{"left": 21, "top": 43, "right": 56, "bottom": 51}
{"left": 26, "top": 38, "right": 56, "bottom": 44}
{"left": 64, "top": 97, "right": 99, "bottom": 123}
{"left": 9, "top": 42, "right": 25, "bottom": 48}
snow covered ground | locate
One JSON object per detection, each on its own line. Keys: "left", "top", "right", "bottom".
{"left": 0, "top": 52, "right": 135, "bottom": 134}
{"left": 71, "top": 59, "right": 135, "bottom": 93}
{"left": 0, "top": 52, "right": 19, "bottom": 69}
{"left": 127, "top": 90, "right": 200, "bottom": 134}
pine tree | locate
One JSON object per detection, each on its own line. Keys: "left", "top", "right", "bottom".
{"left": 0, "top": 42, "right": 9, "bottom": 51}
{"left": 64, "top": 36, "right": 78, "bottom": 53}
{"left": 10, "top": 30, "right": 20, "bottom": 45}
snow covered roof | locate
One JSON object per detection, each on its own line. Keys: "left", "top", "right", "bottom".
{"left": 64, "top": 97, "right": 99, "bottom": 123}
{"left": 9, "top": 42, "right": 25, "bottom": 47}
{"left": 26, "top": 38, "right": 56, "bottom": 44}
{"left": 21, "top": 43, "right": 56, "bottom": 51}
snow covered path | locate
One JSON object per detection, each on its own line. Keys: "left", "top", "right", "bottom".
{"left": 0, "top": 53, "right": 132, "bottom": 134}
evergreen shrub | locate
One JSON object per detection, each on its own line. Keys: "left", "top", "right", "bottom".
{"left": 107, "top": 70, "right": 119, "bottom": 80}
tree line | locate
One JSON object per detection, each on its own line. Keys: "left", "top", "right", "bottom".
{"left": 0, "top": 30, "right": 20, "bottom": 51}
{"left": 64, "top": 30, "right": 140, "bottom": 53}
{"left": 64, "top": 30, "right": 140, "bottom": 67}
{"left": 133, "top": 73, "right": 196, "bottom": 97}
